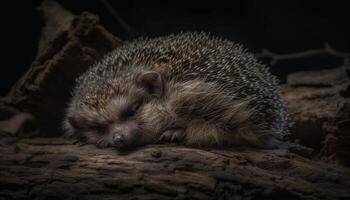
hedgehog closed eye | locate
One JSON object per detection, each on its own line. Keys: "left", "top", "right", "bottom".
{"left": 123, "top": 102, "right": 142, "bottom": 118}
{"left": 89, "top": 123, "right": 107, "bottom": 133}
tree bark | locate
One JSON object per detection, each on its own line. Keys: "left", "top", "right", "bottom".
{"left": 0, "top": 137, "right": 349, "bottom": 200}
{"left": 282, "top": 64, "right": 350, "bottom": 166}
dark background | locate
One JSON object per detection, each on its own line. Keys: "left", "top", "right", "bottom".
{"left": 1, "top": 0, "right": 349, "bottom": 95}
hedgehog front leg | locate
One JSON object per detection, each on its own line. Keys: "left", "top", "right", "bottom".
{"left": 159, "top": 128, "right": 185, "bottom": 143}
{"left": 157, "top": 118, "right": 258, "bottom": 147}
{"left": 183, "top": 119, "right": 265, "bottom": 147}
{"left": 161, "top": 80, "right": 265, "bottom": 147}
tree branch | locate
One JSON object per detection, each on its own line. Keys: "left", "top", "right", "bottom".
{"left": 256, "top": 43, "right": 350, "bottom": 65}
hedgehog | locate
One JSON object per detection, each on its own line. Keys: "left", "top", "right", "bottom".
{"left": 63, "top": 32, "right": 288, "bottom": 149}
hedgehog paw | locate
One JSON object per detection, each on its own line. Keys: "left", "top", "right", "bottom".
{"left": 159, "top": 129, "right": 185, "bottom": 143}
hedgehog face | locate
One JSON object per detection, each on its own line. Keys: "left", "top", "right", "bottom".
{"left": 64, "top": 71, "right": 164, "bottom": 148}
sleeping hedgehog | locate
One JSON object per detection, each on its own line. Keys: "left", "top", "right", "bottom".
{"left": 63, "top": 32, "right": 288, "bottom": 149}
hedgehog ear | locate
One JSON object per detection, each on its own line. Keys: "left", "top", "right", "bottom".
{"left": 136, "top": 71, "right": 163, "bottom": 96}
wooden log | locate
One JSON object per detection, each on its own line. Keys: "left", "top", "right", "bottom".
{"left": 0, "top": 137, "right": 349, "bottom": 200}
{"left": 0, "top": 0, "right": 123, "bottom": 136}
{"left": 282, "top": 64, "right": 350, "bottom": 166}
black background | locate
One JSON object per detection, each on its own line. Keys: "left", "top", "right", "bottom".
{"left": 1, "top": 0, "right": 349, "bottom": 95}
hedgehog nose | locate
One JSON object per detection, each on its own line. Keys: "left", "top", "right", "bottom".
{"left": 113, "top": 131, "right": 124, "bottom": 144}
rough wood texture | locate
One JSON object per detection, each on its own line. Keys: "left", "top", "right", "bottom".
{"left": 282, "top": 64, "right": 350, "bottom": 166}
{"left": 0, "top": 137, "right": 349, "bottom": 200}
{"left": 0, "top": 0, "right": 123, "bottom": 136}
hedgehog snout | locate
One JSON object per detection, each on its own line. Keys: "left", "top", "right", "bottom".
{"left": 111, "top": 122, "right": 142, "bottom": 148}
{"left": 113, "top": 130, "right": 125, "bottom": 145}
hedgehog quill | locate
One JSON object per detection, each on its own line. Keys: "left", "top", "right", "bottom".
{"left": 63, "top": 33, "right": 288, "bottom": 149}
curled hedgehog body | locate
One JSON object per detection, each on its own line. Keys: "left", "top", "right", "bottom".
{"left": 64, "top": 32, "right": 288, "bottom": 149}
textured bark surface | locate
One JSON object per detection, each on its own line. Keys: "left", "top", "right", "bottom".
{"left": 282, "top": 64, "right": 350, "bottom": 166}
{"left": 0, "top": 137, "right": 349, "bottom": 200}
{"left": 0, "top": 1, "right": 349, "bottom": 199}
{"left": 0, "top": 0, "right": 123, "bottom": 136}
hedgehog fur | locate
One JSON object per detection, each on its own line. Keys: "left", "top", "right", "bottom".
{"left": 63, "top": 32, "right": 289, "bottom": 149}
